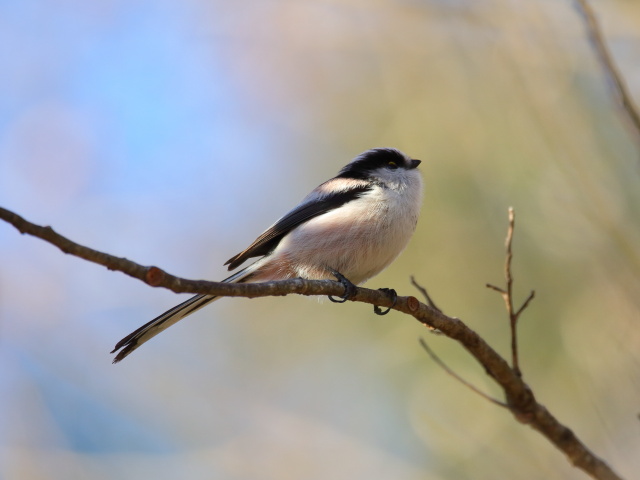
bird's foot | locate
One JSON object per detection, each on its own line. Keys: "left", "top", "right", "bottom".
{"left": 328, "top": 269, "right": 357, "bottom": 303}
{"left": 374, "top": 288, "right": 397, "bottom": 315}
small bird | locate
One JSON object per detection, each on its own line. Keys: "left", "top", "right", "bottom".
{"left": 112, "top": 148, "right": 423, "bottom": 362}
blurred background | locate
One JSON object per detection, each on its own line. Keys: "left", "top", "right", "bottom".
{"left": 1, "top": 0, "right": 639, "bottom": 479}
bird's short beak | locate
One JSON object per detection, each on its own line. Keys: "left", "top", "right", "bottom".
{"left": 410, "top": 159, "right": 421, "bottom": 169}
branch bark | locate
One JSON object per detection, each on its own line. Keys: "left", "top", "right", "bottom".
{"left": 0, "top": 205, "right": 624, "bottom": 480}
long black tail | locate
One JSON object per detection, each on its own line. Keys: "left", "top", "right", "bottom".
{"left": 111, "top": 294, "right": 218, "bottom": 363}
{"left": 111, "top": 264, "right": 256, "bottom": 363}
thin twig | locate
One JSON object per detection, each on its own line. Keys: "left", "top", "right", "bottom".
{"left": 574, "top": 0, "right": 640, "bottom": 147}
{"left": 0, "top": 205, "right": 623, "bottom": 480}
{"left": 419, "top": 338, "right": 508, "bottom": 408}
{"left": 410, "top": 275, "right": 441, "bottom": 313}
{"left": 487, "top": 208, "right": 536, "bottom": 378}
{"left": 505, "top": 207, "right": 519, "bottom": 376}
{"left": 515, "top": 290, "right": 536, "bottom": 317}
{"left": 486, "top": 284, "right": 506, "bottom": 294}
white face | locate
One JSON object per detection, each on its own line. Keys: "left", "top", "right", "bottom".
{"left": 344, "top": 149, "right": 422, "bottom": 196}
{"left": 369, "top": 157, "right": 423, "bottom": 192}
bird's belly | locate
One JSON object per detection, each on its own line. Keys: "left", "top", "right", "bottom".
{"left": 273, "top": 205, "right": 416, "bottom": 284}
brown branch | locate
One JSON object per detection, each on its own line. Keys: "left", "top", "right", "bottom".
{"left": 0, "top": 205, "right": 623, "bottom": 480}
{"left": 419, "top": 338, "right": 508, "bottom": 408}
{"left": 487, "top": 207, "right": 536, "bottom": 378}
{"left": 515, "top": 290, "right": 536, "bottom": 318}
{"left": 504, "top": 207, "right": 519, "bottom": 376}
{"left": 410, "top": 275, "right": 441, "bottom": 313}
{"left": 574, "top": 0, "right": 640, "bottom": 147}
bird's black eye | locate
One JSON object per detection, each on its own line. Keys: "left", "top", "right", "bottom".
{"left": 387, "top": 161, "right": 398, "bottom": 170}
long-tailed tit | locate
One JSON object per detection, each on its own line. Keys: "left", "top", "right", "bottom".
{"left": 112, "top": 148, "right": 423, "bottom": 362}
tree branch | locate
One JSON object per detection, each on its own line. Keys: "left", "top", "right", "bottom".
{"left": 486, "top": 207, "right": 535, "bottom": 378}
{"left": 419, "top": 338, "right": 508, "bottom": 408}
{"left": 574, "top": 0, "right": 640, "bottom": 147}
{"left": 410, "top": 274, "right": 442, "bottom": 313}
{"left": 0, "top": 205, "right": 623, "bottom": 480}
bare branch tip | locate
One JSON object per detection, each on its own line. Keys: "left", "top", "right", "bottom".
{"left": 486, "top": 283, "right": 506, "bottom": 294}
{"left": 515, "top": 290, "right": 536, "bottom": 317}
{"left": 419, "top": 338, "right": 509, "bottom": 408}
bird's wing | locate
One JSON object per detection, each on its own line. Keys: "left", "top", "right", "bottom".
{"left": 224, "top": 181, "right": 371, "bottom": 270}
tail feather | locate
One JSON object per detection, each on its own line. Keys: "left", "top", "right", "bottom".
{"left": 112, "top": 264, "right": 258, "bottom": 363}
{"left": 111, "top": 294, "right": 218, "bottom": 363}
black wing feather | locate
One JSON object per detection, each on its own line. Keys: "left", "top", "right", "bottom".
{"left": 224, "top": 183, "right": 371, "bottom": 270}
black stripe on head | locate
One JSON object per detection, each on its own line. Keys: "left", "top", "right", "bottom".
{"left": 336, "top": 148, "right": 411, "bottom": 180}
